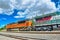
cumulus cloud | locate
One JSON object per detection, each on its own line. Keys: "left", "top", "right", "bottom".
{"left": 0, "top": 8, "right": 3, "bottom": 13}
{"left": 13, "top": 0, "right": 57, "bottom": 19}
{"left": 14, "top": 16, "right": 24, "bottom": 18}
{"left": 0, "top": 0, "right": 57, "bottom": 19}
{"left": 14, "top": 12, "right": 25, "bottom": 18}
{"left": 57, "top": 2, "right": 60, "bottom": 12}
{"left": 25, "top": 0, "right": 57, "bottom": 19}
{"left": 0, "top": 0, "right": 14, "bottom": 15}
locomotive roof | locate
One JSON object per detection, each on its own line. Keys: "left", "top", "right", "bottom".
{"left": 7, "top": 19, "right": 30, "bottom": 25}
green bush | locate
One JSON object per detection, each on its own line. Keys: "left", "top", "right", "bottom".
{"left": 0, "top": 26, "right": 6, "bottom": 31}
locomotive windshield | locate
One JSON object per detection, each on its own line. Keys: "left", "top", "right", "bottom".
{"left": 18, "top": 20, "right": 26, "bottom": 23}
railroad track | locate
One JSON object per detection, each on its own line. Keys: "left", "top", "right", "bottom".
{"left": 0, "top": 34, "right": 47, "bottom": 40}
{"left": 6, "top": 31, "right": 60, "bottom": 34}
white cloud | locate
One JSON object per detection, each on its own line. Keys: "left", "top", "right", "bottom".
{"left": 0, "top": 8, "right": 3, "bottom": 13}
{"left": 14, "top": 16, "right": 24, "bottom": 18}
{"left": 12, "top": 0, "right": 57, "bottom": 18}
{"left": 14, "top": 12, "right": 25, "bottom": 18}
{"left": 0, "top": 0, "right": 57, "bottom": 19}
{"left": 57, "top": 2, "right": 60, "bottom": 12}
{"left": 17, "top": 12, "right": 26, "bottom": 15}
{"left": 25, "top": 0, "right": 57, "bottom": 19}
{"left": 0, "top": 0, "right": 14, "bottom": 15}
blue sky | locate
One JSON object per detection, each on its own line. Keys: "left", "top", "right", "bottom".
{"left": 0, "top": 0, "right": 60, "bottom": 28}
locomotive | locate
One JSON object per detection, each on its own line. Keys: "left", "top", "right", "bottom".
{"left": 6, "top": 20, "right": 33, "bottom": 31}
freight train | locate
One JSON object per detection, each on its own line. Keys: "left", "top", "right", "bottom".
{"left": 6, "top": 15, "right": 60, "bottom": 31}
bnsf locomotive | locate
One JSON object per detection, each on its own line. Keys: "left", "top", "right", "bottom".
{"left": 6, "top": 20, "right": 33, "bottom": 31}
